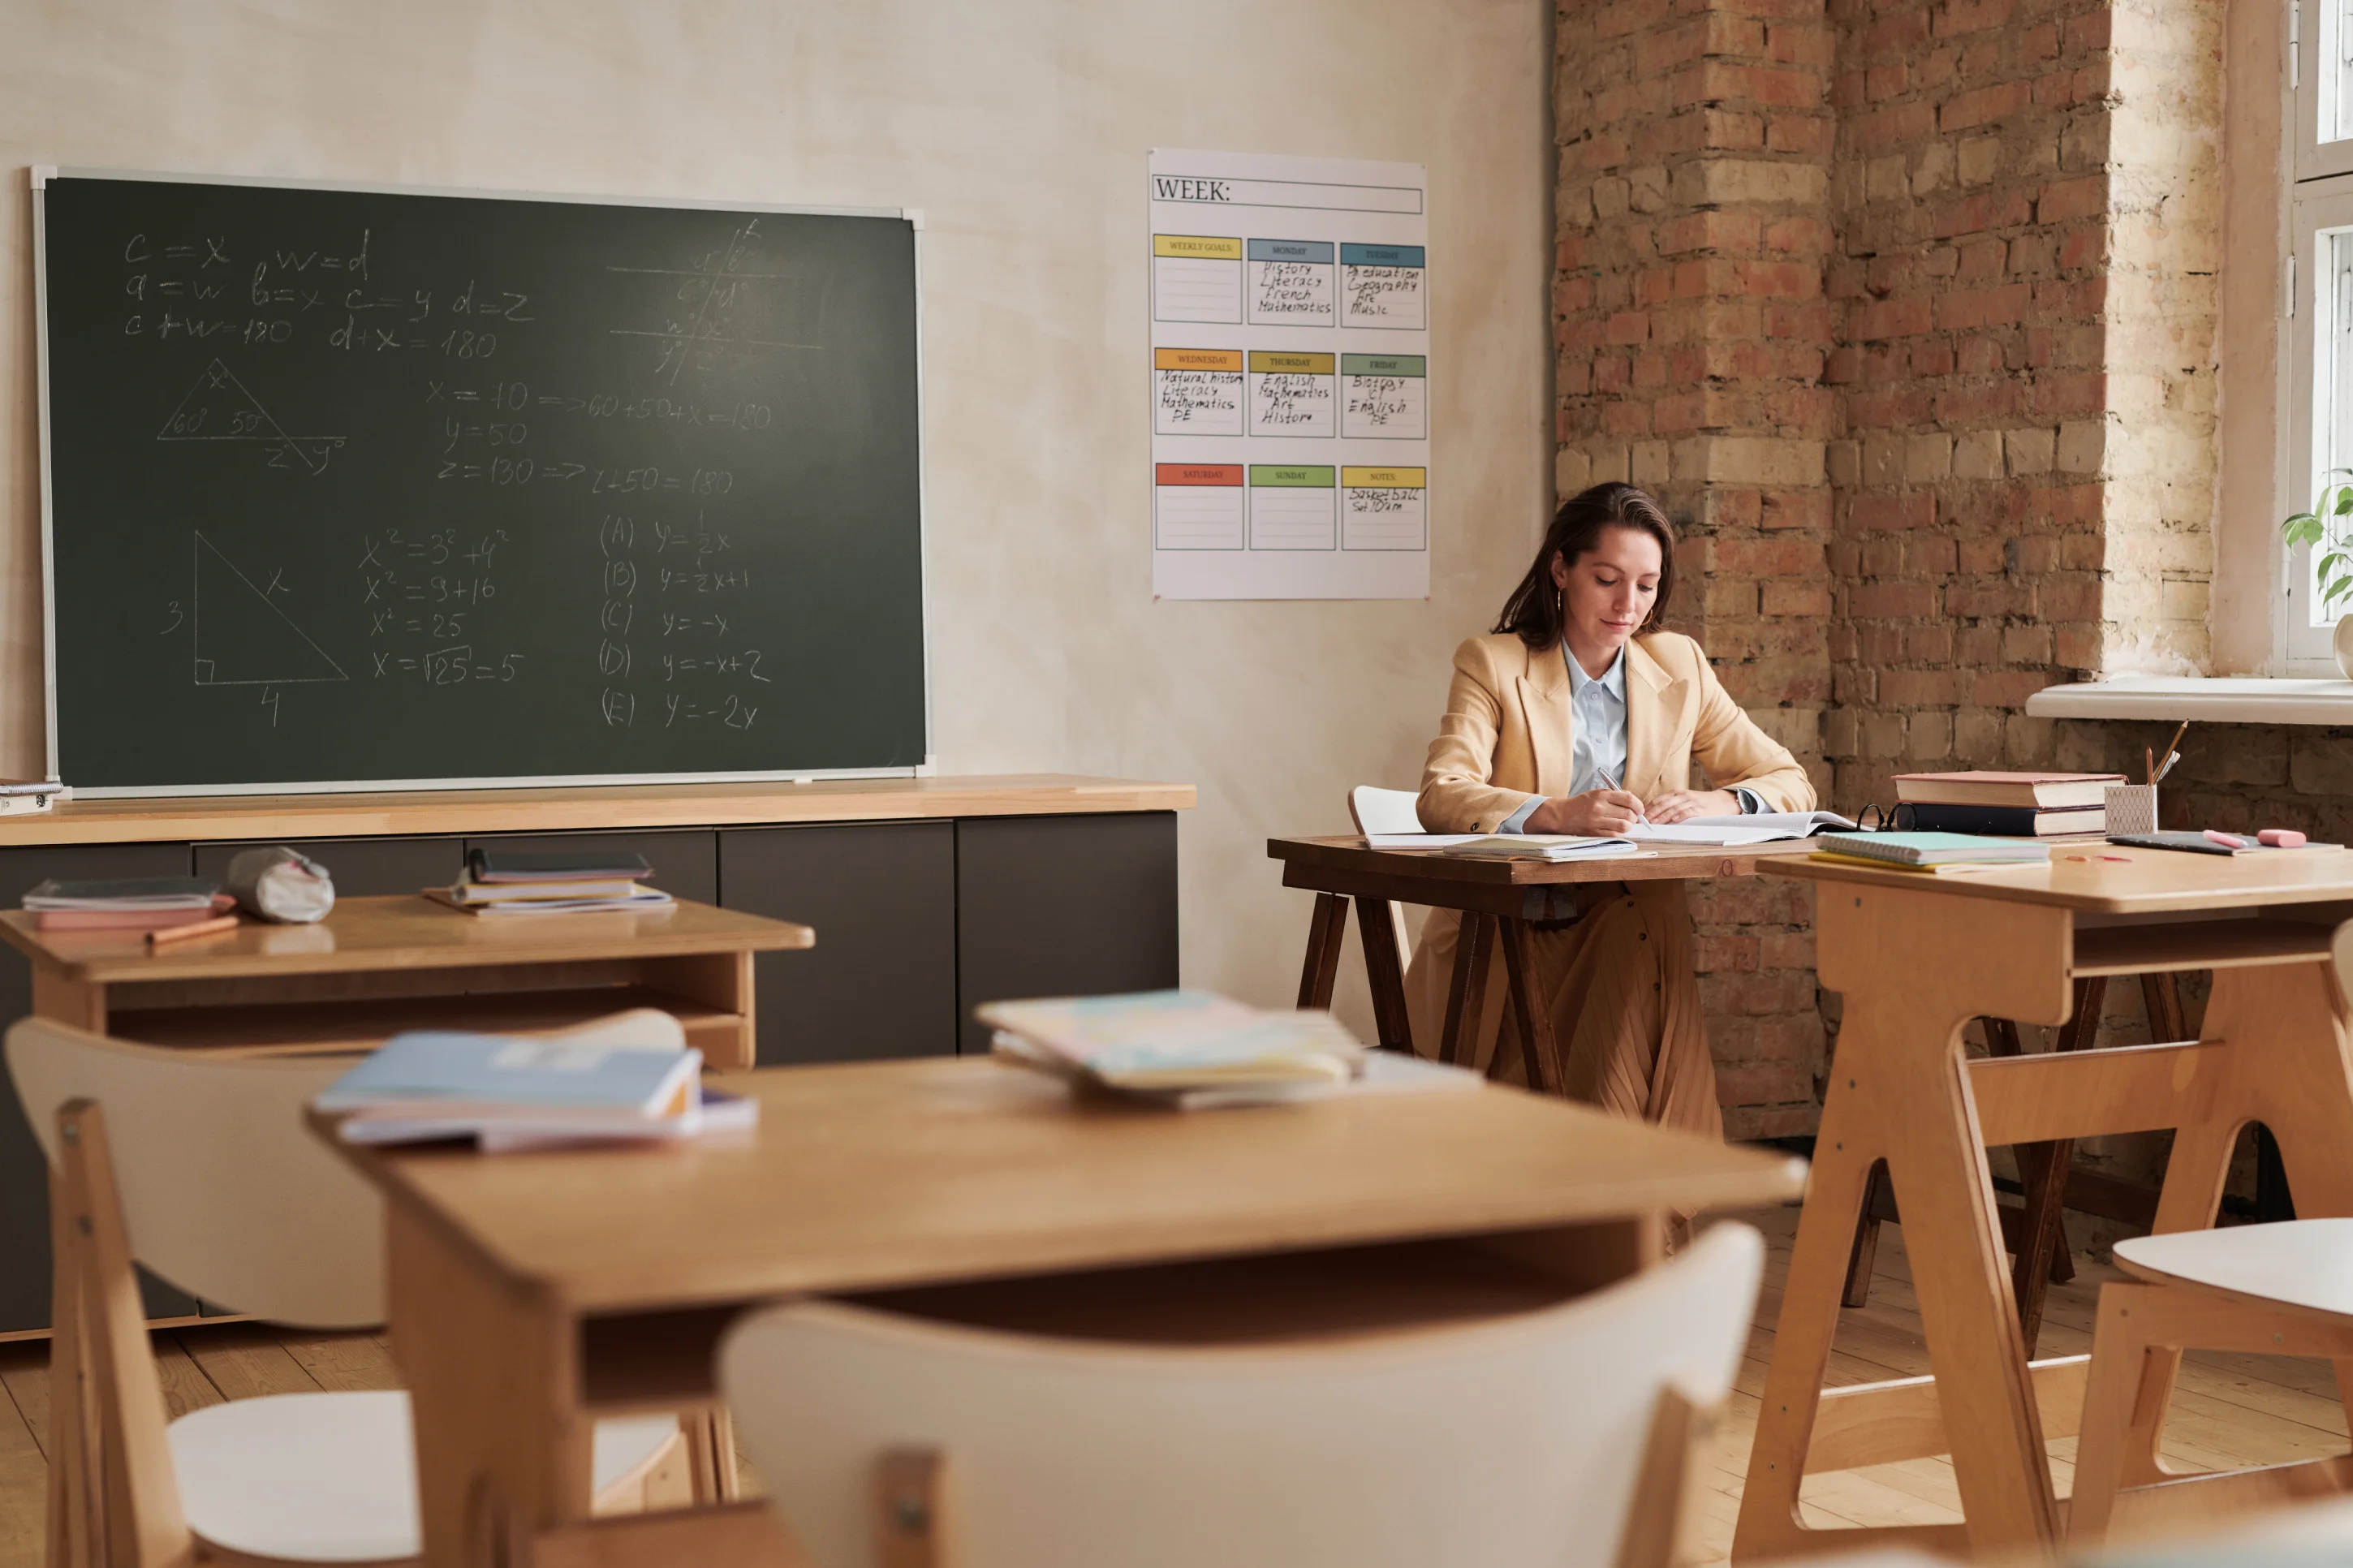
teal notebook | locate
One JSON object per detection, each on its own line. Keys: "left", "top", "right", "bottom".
{"left": 1816, "top": 831, "right": 2051, "bottom": 867}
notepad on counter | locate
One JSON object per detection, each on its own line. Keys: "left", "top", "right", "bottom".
{"left": 1812, "top": 832, "right": 2051, "bottom": 868}
{"left": 317, "top": 1008, "right": 746, "bottom": 1147}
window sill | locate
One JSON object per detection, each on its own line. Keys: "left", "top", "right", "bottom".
{"left": 2025, "top": 676, "right": 2353, "bottom": 726}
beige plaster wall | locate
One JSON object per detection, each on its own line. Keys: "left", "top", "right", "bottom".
{"left": 0, "top": 1, "right": 1554, "bottom": 1023}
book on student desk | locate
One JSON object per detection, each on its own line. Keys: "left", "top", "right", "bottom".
{"left": 1442, "top": 834, "right": 1638, "bottom": 863}
{"left": 1902, "top": 803, "right": 2105, "bottom": 837}
{"left": 1891, "top": 771, "right": 2126, "bottom": 809}
{"left": 1813, "top": 832, "right": 2051, "bottom": 868}
{"left": 23, "top": 877, "right": 221, "bottom": 912}
{"left": 468, "top": 848, "right": 653, "bottom": 883}
{"left": 316, "top": 1009, "right": 738, "bottom": 1147}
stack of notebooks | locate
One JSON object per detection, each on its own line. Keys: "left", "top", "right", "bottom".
{"left": 317, "top": 1008, "right": 752, "bottom": 1149}
{"left": 21, "top": 876, "right": 235, "bottom": 933}
{"left": 427, "top": 849, "right": 674, "bottom": 915}
{"left": 1812, "top": 831, "right": 2051, "bottom": 873}
{"left": 1890, "top": 771, "right": 2123, "bottom": 836}
{"left": 980, "top": 989, "right": 1479, "bottom": 1110}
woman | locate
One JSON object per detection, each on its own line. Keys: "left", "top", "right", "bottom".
{"left": 1403, "top": 482, "right": 1815, "bottom": 1138}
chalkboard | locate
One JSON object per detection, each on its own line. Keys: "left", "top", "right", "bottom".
{"left": 36, "top": 170, "right": 929, "bottom": 795}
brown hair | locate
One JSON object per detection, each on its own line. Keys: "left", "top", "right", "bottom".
{"left": 1493, "top": 482, "right": 1677, "bottom": 648}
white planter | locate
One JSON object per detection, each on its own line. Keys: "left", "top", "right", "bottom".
{"left": 2335, "top": 614, "right": 2353, "bottom": 678}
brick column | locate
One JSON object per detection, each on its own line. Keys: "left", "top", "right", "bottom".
{"left": 1554, "top": 0, "right": 1838, "bottom": 1138}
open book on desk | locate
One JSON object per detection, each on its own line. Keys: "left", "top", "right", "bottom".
{"left": 1365, "top": 811, "right": 1855, "bottom": 853}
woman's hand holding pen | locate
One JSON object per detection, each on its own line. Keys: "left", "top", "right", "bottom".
{"left": 1525, "top": 790, "right": 1649, "bottom": 836}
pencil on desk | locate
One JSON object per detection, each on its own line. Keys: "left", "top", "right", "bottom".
{"left": 149, "top": 913, "right": 240, "bottom": 947}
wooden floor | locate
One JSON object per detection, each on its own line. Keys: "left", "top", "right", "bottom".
{"left": 0, "top": 1204, "right": 2343, "bottom": 1567}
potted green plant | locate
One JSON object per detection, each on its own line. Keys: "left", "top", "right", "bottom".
{"left": 2282, "top": 471, "right": 2353, "bottom": 675}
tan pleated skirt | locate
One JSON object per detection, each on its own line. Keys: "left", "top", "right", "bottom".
{"left": 1401, "top": 881, "right": 1724, "bottom": 1140}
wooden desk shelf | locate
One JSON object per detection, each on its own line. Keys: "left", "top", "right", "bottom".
{"left": 2071, "top": 918, "right": 2338, "bottom": 976}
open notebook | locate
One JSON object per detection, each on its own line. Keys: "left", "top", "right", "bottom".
{"left": 1366, "top": 810, "right": 1855, "bottom": 851}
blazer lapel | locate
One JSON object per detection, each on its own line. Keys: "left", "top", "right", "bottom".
{"left": 1623, "top": 639, "right": 1687, "bottom": 800}
{"left": 1515, "top": 643, "right": 1575, "bottom": 799}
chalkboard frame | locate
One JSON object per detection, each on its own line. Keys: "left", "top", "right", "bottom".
{"left": 32, "top": 166, "right": 935, "bottom": 797}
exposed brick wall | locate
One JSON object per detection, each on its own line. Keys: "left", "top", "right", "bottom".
{"left": 1552, "top": 0, "right": 1838, "bottom": 1139}
{"left": 1551, "top": 0, "right": 2226, "bottom": 1138}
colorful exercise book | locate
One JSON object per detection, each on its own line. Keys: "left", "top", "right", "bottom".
{"left": 21, "top": 876, "right": 234, "bottom": 932}
{"left": 317, "top": 1008, "right": 752, "bottom": 1148}
{"left": 1812, "top": 832, "right": 2051, "bottom": 868}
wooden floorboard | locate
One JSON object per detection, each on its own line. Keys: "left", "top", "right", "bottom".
{"left": 0, "top": 1208, "right": 2342, "bottom": 1568}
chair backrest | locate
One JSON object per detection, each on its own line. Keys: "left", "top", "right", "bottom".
{"left": 6, "top": 1017, "right": 383, "bottom": 1328}
{"left": 721, "top": 1222, "right": 1765, "bottom": 1568}
{"left": 1348, "top": 786, "right": 1424, "bottom": 836}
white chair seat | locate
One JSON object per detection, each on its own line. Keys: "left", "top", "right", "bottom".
{"left": 2113, "top": 1218, "right": 2353, "bottom": 1316}
{"left": 168, "top": 1390, "right": 676, "bottom": 1562}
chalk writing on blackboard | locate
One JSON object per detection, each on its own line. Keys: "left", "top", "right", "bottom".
{"left": 190, "top": 532, "right": 348, "bottom": 687}
{"left": 157, "top": 360, "right": 347, "bottom": 475}
{"left": 605, "top": 218, "right": 828, "bottom": 386}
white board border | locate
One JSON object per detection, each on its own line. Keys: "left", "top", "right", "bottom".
{"left": 32, "top": 165, "right": 933, "bottom": 798}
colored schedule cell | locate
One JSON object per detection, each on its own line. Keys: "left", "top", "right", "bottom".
{"left": 1247, "top": 238, "right": 1335, "bottom": 325}
{"left": 1247, "top": 349, "right": 1336, "bottom": 438}
{"left": 1342, "top": 466, "right": 1428, "bottom": 552}
{"left": 1153, "top": 234, "right": 1243, "bottom": 325}
{"left": 1339, "top": 242, "right": 1426, "bottom": 330}
{"left": 1155, "top": 463, "right": 1245, "bottom": 550}
{"left": 1340, "top": 352, "right": 1427, "bottom": 439}
{"left": 1248, "top": 464, "right": 1337, "bottom": 551}
{"left": 1154, "top": 347, "right": 1245, "bottom": 437}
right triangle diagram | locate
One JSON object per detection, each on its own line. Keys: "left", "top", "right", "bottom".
{"left": 192, "top": 533, "right": 348, "bottom": 686}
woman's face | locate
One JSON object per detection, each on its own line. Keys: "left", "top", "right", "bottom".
{"left": 1550, "top": 524, "right": 1661, "bottom": 659}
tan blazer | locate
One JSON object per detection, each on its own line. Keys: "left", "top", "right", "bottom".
{"left": 1417, "top": 631, "right": 1813, "bottom": 832}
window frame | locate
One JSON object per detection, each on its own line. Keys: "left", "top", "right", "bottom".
{"left": 2282, "top": 0, "right": 2353, "bottom": 670}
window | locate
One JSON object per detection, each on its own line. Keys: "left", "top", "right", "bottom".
{"left": 2286, "top": 0, "right": 2353, "bottom": 666}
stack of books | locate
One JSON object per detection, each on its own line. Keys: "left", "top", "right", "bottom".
{"left": 1890, "top": 771, "right": 2124, "bottom": 836}
{"left": 1812, "top": 831, "right": 2052, "bottom": 873}
{"left": 317, "top": 1008, "right": 752, "bottom": 1149}
{"left": 427, "top": 849, "right": 675, "bottom": 915}
{"left": 21, "top": 876, "right": 234, "bottom": 933}
{"left": 980, "top": 989, "right": 1477, "bottom": 1110}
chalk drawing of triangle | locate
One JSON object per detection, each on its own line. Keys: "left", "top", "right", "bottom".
{"left": 191, "top": 532, "right": 348, "bottom": 686}
{"left": 157, "top": 360, "right": 284, "bottom": 443}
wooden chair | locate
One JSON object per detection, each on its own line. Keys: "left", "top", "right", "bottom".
{"left": 2068, "top": 1217, "right": 2353, "bottom": 1544}
{"left": 5, "top": 1017, "right": 694, "bottom": 1567}
{"left": 718, "top": 1221, "right": 1767, "bottom": 1568}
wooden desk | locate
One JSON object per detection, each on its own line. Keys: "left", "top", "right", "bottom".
{"left": 320, "top": 1057, "right": 1807, "bottom": 1567}
{"left": 0, "top": 894, "right": 812, "bottom": 1070}
{"left": 1269, "top": 834, "right": 1818, "bottom": 1090}
{"left": 1735, "top": 846, "right": 2353, "bottom": 1560}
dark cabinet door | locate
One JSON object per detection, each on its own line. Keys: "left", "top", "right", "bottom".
{"left": 0, "top": 842, "right": 199, "bottom": 1331}
{"left": 461, "top": 829, "right": 718, "bottom": 905}
{"left": 718, "top": 824, "right": 955, "bottom": 1064}
{"left": 955, "top": 813, "right": 1179, "bottom": 1056}
{"left": 193, "top": 836, "right": 465, "bottom": 897}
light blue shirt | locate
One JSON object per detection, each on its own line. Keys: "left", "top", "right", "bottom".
{"left": 1499, "top": 644, "right": 1759, "bottom": 830}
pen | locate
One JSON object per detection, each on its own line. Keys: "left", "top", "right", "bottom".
{"left": 149, "top": 913, "right": 241, "bottom": 947}
{"left": 1597, "top": 767, "right": 1649, "bottom": 825}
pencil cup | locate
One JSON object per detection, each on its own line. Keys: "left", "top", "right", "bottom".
{"left": 2105, "top": 784, "right": 2157, "bottom": 836}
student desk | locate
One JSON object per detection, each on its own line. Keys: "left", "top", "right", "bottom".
{"left": 317, "top": 1056, "right": 1807, "bottom": 1568}
{"left": 1735, "top": 847, "right": 2353, "bottom": 1561}
{"left": 1268, "top": 835, "right": 1819, "bottom": 1090}
{"left": 0, "top": 894, "right": 812, "bottom": 1071}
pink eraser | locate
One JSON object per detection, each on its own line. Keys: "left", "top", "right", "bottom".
{"left": 2259, "top": 828, "right": 2309, "bottom": 847}
{"left": 2203, "top": 829, "right": 2251, "bottom": 849}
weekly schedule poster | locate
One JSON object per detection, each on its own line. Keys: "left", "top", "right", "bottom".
{"left": 1148, "top": 149, "right": 1429, "bottom": 600}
